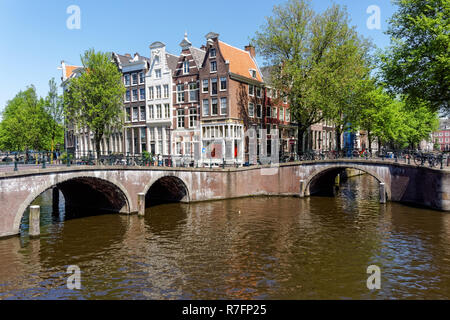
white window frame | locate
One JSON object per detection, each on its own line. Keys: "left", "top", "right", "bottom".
{"left": 163, "top": 84, "right": 169, "bottom": 99}
{"left": 211, "top": 98, "right": 218, "bottom": 116}
{"left": 203, "top": 99, "right": 210, "bottom": 116}
{"left": 210, "top": 48, "right": 216, "bottom": 58}
{"left": 220, "top": 77, "right": 227, "bottom": 91}
{"left": 220, "top": 98, "right": 227, "bottom": 116}
{"left": 148, "top": 87, "right": 154, "bottom": 100}
{"left": 249, "top": 84, "right": 254, "bottom": 96}
{"left": 249, "top": 103, "right": 255, "bottom": 117}
{"left": 202, "top": 79, "right": 209, "bottom": 93}
{"left": 155, "top": 69, "right": 161, "bottom": 79}
{"left": 132, "top": 73, "right": 138, "bottom": 85}
{"left": 210, "top": 61, "right": 217, "bottom": 73}
{"left": 183, "top": 61, "right": 190, "bottom": 74}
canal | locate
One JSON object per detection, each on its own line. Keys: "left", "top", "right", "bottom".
{"left": 0, "top": 174, "right": 449, "bottom": 299}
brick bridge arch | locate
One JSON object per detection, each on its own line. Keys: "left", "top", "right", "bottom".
{"left": 12, "top": 173, "right": 132, "bottom": 235}
{"left": 303, "top": 163, "right": 392, "bottom": 200}
{"left": 142, "top": 175, "right": 191, "bottom": 206}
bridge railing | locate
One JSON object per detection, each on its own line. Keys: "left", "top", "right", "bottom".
{"left": 1, "top": 149, "right": 449, "bottom": 172}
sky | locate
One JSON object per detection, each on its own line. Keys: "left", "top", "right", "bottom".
{"left": 0, "top": 0, "right": 397, "bottom": 116}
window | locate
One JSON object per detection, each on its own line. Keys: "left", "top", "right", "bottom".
{"left": 156, "top": 105, "right": 162, "bottom": 119}
{"left": 280, "top": 107, "right": 284, "bottom": 122}
{"left": 211, "top": 78, "right": 218, "bottom": 95}
{"left": 267, "top": 88, "right": 272, "bottom": 98}
{"left": 283, "top": 95, "right": 288, "bottom": 104}
{"left": 189, "top": 83, "right": 198, "bottom": 102}
{"left": 203, "top": 99, "right": 209, "bottom": 116}
{"left": 249, "top": 103, "right": 255, "bottom": 117}
{"left": 164, "top": 104, "right": 170, "bottom": 119}
{"left": 272, "top": 107, "right": 277, "bottom": 119}
{"left": 286, "top": 109, "right": 290, "bottom": 122}
{"left": 125, "top": 90, "right": 130, "bottom": 102}
{"left": 139, "top": 72, "right": 145, "bottom": 84}
{"left": 211, "top": 98, "right": 218, "bottom": 115}
{"left": 164, "top": 85, "right": 169, "bottom": 98}
{"left": 250, "top": 70, "right": 257, "bottom": 79}
{"left": 140, "top": 88, "right": 145, "bottom": 100}
{"left": 266, "top": 106, "right": 271, "bottom": 118}
{"left": 177, "top": 84, "right": 185, "bottom": 103}
{"left": 220, "top": 98, "right": 227, "bottom": 115}
{"left": 132, "top": 89, "right": 138, "bottom": 101}
{"left": 220, "top": 77, "right": 227, "bottom": 91}
{"left": 256, "top": 105, "right": 262, "bottom": 118}
{"left": 256, "top": 87, "right": 262, "bottom": 98}
{"left": 210, "top": 48, "right": 216, "bottom": 58}
{"left": 132, "top": 73, "right": 138, "bottom": 85}
{"left": 124, "top": 74, "right": 130, "bottom": 86}
{"left": 156, "top": 86, "right": 162, "bottom": 99}
{"left": 132, "top": 107, "right": 138, "bottom": 121}
{"left": 189, "top": 108, "right": 197, "bottom": 128}
{"left": 149, "top": 105, "right": 154, "bottom": 119}
{"left": 140, "top": 106, "right": 146, "bottom": 121}
{"left": 202, "top": 79, "right": 209, "bottom": 93}
{"left": 177, "top": 109, "right": 185, "bottom": 128}
{"left": 249, "top": 84, "right": 254, "bottom": 96}
{"left": 125, "top": 107, "right": 131, "bottom": 122}
{"left": 183, "top": 61, "right": 190, "bottom": 74}
{"left": 155, "top": 69, "right": 161, "bottom": 79}
{"left": 210, "top": 61, "right": 217, "bottom": 72}
{"left": 149, "top": 87, "right": 154, "bottom": 100}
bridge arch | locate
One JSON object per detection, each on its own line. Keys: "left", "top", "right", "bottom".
{"left": 13, "top": 174, "right": 132, "bottom": 234}
{"left": 143, "top": 175, "right": 190, "bottom": 207}
{"left": 304, "top": 164, "right": 391, "bottom": 200}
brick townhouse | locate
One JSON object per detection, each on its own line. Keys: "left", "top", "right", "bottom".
{"left": 171, "top": 33, "right": 206, "bottom": 166}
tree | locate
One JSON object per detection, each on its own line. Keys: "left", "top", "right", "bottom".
{"left": 252, "top": 0, "right": 371, "bottom": 153}
{"left": 358, "top": 80, "right": 438, "bottom": 151}
{"left": 0, "top": 86, "right": 50, "bottom": 153}
{"left": 64, "top": 49, "right": 125, "bottom": 161}
{"left": 379, "top": 0, "right": 449, "bottom": 113}
{"left": 44, "top": 78, "right": 64, "bottom": 163}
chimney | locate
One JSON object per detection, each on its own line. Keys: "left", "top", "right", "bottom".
{"left": 200, "top": 45, "right": 207, "bottom": 51}
{"left": 245, "top": 45, "right": 256, "bottom": 58}
{"left": 125, "top": 53, "right": 131, "bottom": 57}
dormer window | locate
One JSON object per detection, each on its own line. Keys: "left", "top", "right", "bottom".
{"left": 250, "top": 69, "right": 257, "bottom": 79}
{"left": 210, "top": 48, "right": 216, "bottom": 58}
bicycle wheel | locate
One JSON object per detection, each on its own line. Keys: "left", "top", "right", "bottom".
{"left": 413, "top": 155, "right": 422, "bottom": 166}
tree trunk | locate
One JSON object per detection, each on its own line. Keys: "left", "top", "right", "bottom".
{"left": 368, "top": 131, "right": 372, "bottom": 154}
{"left": 335, "top": 127, "right": 342, "bottom": 152}
{"left": 297, "top": 123, "right": 307, "bottom": 155}
{"left": 94, "top": 133, "right": 102, "bottom": 165}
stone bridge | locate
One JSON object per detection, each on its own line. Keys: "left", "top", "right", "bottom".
{"left": 1, "top": 160, "right": 449, "bottom": 238}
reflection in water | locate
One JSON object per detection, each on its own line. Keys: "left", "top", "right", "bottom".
{"left": 0, "top": 175, "right": 450, "bottom": 299}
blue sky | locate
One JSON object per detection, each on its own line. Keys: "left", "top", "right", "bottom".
{"left": 0, "top": 0, "right": 397, "bottom": 114}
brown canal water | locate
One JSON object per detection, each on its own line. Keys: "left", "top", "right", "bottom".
{"left": 0, "top": 174, "right": 449, "bottom": 300}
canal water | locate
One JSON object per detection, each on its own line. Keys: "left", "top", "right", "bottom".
{"left": 0, "top": 174, "right": 449, "bottom": 300}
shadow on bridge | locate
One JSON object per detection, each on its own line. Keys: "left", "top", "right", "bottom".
{"left": 145, "top": 176, "right": 190, "bottom": 208}
{"left": 19, "top": 177, "right": 131, "bottom": 234}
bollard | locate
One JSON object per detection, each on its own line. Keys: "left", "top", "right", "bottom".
{"left": 42, "top": 154, "right": 46, "bottom": 169}
{"left": 29, "top": 205, "right": 40, "bottom": 237}
{"left": 138, "top": 193, "right": 145, "bottom": 217}
{"left": 379, "top": 183, "right": 386, "bottom": 204}
{"left": 300, "top": 180, "right": 305, "bottom": 198}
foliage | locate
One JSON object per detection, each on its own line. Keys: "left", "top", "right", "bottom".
{"left": 252, "top": 0, "right": 372, "bottom": 152}
{"left": 64, "top": 49, "right": 125, "bottom": 159}
{"left": 43, "top": 78, "right": 65, "bottom": 161}
{"left": 379, "top": 0, "right": 450, "bottom": 113}
{"left": 0, "top": 86, "right": 54, "bottom": 151}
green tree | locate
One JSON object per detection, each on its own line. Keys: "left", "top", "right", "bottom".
{"left": 0, "top": 86, "right": 50, "bottom": 153}
{"left": 379, "top": 0, "right": 449, "bottom": 112}
{"left": 252, "top": 0, "right": 371, "bottom": 153}
{"left": 44, "top": 78, "right": 65, "bottom": 163}
{"left": 64, "top": 49, "right": 125, "bottom": 161}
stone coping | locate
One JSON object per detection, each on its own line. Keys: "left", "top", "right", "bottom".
{"left": 1, "top": 159, "right": 448, "bottom": 179}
